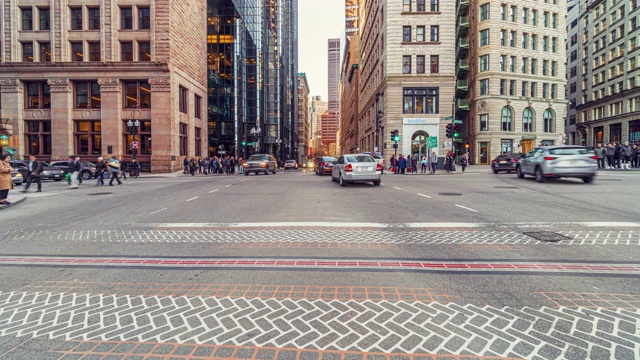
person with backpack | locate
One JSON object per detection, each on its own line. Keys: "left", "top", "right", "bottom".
{"left": 108, "top": 156, "right": 122, "bottom": 186}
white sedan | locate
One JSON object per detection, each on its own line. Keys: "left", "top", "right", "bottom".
{"left": 331, "top": 154, "right": 382, "bottom": 186}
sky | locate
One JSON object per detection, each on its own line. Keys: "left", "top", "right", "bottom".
{"left": 298, "top": 0, "right": 345, "bottom": 100}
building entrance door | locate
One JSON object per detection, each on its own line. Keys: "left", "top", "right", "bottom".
{"left": 479, "top": 142, "right": 489, "bottom": 165}
{"left": 521, "top": 140, "right": 533, "bottom": 154}
{"left": 411, "top": 131, "right": 429, "bottom": 159}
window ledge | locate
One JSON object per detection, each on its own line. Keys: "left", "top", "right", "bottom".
{"left": 401, "top": 11, "right": 441, "bottom": 15}
{"left": 401, "top": 41, "right": 441, "bottom": 45}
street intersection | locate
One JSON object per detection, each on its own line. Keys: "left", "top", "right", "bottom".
{"left": 0, "top": 168, "right": 639, "bottom": 359}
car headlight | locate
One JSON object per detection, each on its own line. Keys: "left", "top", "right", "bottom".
{"left": 242, "top": 163, "right": 248, "bottom": 168}
{"left": 260, "top": 163, "right": 267, "bottom": 168}
{"left": 15, "top": 173, "right": 22, "bottom": 178}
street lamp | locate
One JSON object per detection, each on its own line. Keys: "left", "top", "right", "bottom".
{"left": 275, "top": 138, "right": 282, "bottom": 162}
{"left": 250, "top": 126, "right": 261, "bottom": 154}
{"left": 127, "top": 118, "right": 141, "bottom": 160}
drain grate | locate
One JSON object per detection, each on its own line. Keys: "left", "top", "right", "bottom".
{"left": 523, "top": 231, "right": 570, "bottom": 242}
{"left": 494, "top": 186, "right": 519, "bottom": 189}
{"left": 439, "top": 193, "right": 462, "bottom": 196}
{"left": 87, "top": 192, "right": 113, "bottom": 196}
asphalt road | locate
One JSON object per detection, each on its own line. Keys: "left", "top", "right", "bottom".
{"left": 0, "top": 168, "right": 639, "bottom": 360}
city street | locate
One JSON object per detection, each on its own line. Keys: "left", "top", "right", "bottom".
{"left": 1, "top": 169, "right": 639, "bottom": 360}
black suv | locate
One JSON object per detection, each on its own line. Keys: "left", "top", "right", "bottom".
{"left": 9, "top": 160, "right": 66, "bottom": 181}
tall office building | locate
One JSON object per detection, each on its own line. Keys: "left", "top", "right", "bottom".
{"left": 339, "top": 35, "right": 360, "bottom": 154}
{"left": 0, "top": 0, "right": 208, "bottom": 172}
{"left": 565, "top": 0, "right": 583, "bottom": 145}
{"left": 309, "top": 95, "right": 327, "bottom": 155}
{"left": 297, "top": 73, "right": 310, "bottom": 163}
{"left": 328, "top": 39, "right": 341, "bottom": 111}
{"left": 456, "top": 0, "right": 568, "bottom": 164}
{"left": 346, "top": 0, "right": 360, "bottom": 36}
{"left": 573, "top": 0, "right": 640, "bottom": 146}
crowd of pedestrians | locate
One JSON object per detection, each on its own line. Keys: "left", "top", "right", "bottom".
{"left": 593, "top": 142, "right": 639, "bottom": 170}
{"left": 183, "top": 156, "right": 244, "bottom": 176}
{"left": 389, "top": 151, "right": 468, "bottom": 175}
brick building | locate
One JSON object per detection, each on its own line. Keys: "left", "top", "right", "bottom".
{"left": 339, "top": 35, "right": 360, "bottom": 154}
{"left": 0, "top": 0, "right": 208, "bottom": 172}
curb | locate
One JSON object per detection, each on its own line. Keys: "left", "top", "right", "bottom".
{"left": 0, "top": 195, "right": 27, "bottom": 211}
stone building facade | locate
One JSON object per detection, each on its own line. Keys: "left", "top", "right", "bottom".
{"left": 0, "top": 0, "right": 208, "bottom": 172}
{"left": 297, "top": 73, "right": 310, "bottom": 163}
{"left": 339, "top": 35, "right": 360, "bottom": 155}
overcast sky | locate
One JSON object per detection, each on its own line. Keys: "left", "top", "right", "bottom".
{"left": 298, "top": 0, "right": 344, "bottom": 100}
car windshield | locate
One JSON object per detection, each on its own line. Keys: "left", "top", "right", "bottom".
{"left": 248, "top": 155, "right": 269, "bottom": 161}
{"left": 323, "top": 157, "right": 336, "bottom": 162}
{"left": 346, "top": 155, "right": 375, "bottom": 163}
{"left": 549, "top": 148, "right": 589, "bottom": 155}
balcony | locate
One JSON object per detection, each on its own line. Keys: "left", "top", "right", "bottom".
{"left": 456, "top": 79, "right": 469, "bottom": 91}
{"left": 458, "top": 0, "right": 469, "bottom": 11}
{"left": 457, "top": 16, "right": 469, "bottom": 33}
{"left": 458, "top": 37, "right": 469, "bottom": 49}
{"left": 457, "top": 98, "right": 470, "bottom": 111}
{"left": 456, "top": 59, "right": 469, "bottom": 74}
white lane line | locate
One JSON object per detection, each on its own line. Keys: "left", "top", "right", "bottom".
{"left": 381, "top": 183, "right": 384, "bottom": 186}
{"left": 417, "top": 193, "right": 432, "bottom": 199}
{"left": 393, "top": 187, "right": 403, "bottom": 190}
{"left": 186, "top": 197, "right": 199, "bottom": 202}
{"left": 148, "top": 208, "right": 167, "bottom": 215}
{"left": 455, "top": 204, "right": 479, "bottom": 213}
{"left": 142, "top": 221, "right": 640, "bottom": 228}
{"left": 225, "top": 185, "right": 231, "bottom": 188}
{"left": 209, "top": 189, "right": 219, "bottom": 193}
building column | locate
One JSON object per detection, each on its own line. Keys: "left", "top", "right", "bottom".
{"left": 48, "top": 79, "right": 74, "bottom": 159}
{"left": 149, "top": 78, "right": 174, "bottom": 173}
{"left": 97, "top": 78, "right": 123, "bottom": 158}
{"left": 0, "top": 79, "right": 24, "bottom": 158}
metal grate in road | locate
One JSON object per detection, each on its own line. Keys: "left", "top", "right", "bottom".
{"left": 522, "top": 231, "right": 571, "bottom": 242}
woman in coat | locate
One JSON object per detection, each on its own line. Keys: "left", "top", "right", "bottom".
{"left": 0, "top": 154, "right": 15, "bottom": 205}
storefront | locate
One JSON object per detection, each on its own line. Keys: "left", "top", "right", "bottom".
{"left": 402, "top": 118, "right": 440, "bottom": 159}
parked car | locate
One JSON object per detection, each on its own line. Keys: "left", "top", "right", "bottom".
{"left": 242, "top": 154, "right": 278, "bottom": 175}
{"left": 50, "top": 161, "right": 97, "bottom": 180}
{"left": 516, "top": 146, "right": 598, "bottom": 183}
{"left": 331, "top": 154, "right": 382, "bottom": 186}
{"left": 304, "top": 160, "right": 315, "bottom": 169}
{"left": 315, "top": 156, "right": 336, "bottom": 175}
{"left": 11, "top": 171, "right": 23, "bottom": 186}
{"left": 368, "top": 152, "right": 385, "bottom": 174}
{"left": 283, "top": 160, "right": 299, "bottom": 170}
{"left": 491, "top": 154, "right": 519, "bottom": 173}
{"left": 9, "top": 160, "right": 66, "bottom": 181}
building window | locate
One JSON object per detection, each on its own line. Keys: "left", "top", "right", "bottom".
{"left": 417, "top": 0, "right": 426, "bottom": 12}
{"left": 26, "top": 82, "right": 51, "bottom": 109}
{"left": 75, "top": 121, "right": 102, "bottom": 155}
{"left": 195, "top": 95, "right": 202, "bottom": 119}
{"left": 403, "top": 26, "right": 411, "bottom": 42}
{"left": 403, "top": 88, "right": 439, "bottom": 114}
{"left": 543, "top": 109, "right": 554, "bottom": 133}
{"left": 416, "top": 26, "right": 425, "bottom": 42}
{"left": 531, "top": 34, "right": 537, "bottom": 50}
{"left": 22, "top": 43, "right": 34, "bottom": 62}
{"left": 551, "top": 61, "right": 557, "bottom": 77}
{"left": 179, "top": 86, "right": 188, "bottom": 114}
{"left": 403, "top": 0, "right": 411, "bottom": 12}
{"left": 479, "top": 114, "right": 488, "bottom": 131}
{"left": 501, "top": 4, "right": 507, "bottom": 20}
{"left": 138, "top": 8, "right": 151, "bottom": 29}
{"left": 501, "top": 139, "right": 513, "bottom": 154}
{"left": 25, "top": 120, "right": 52, "bottom": 156}
{"left": 403, "top": 55, "right": 411, "bottom": 74}
{"left": 70, "top": 8, "right": 82, "bottom": 30}
{"left": 124, "top": 120, "right": 152, "bottom": 155}
{"left": 430, "top": 0, "right": 439, "bottom": 11}
{"left": 22, "top": 8, "right": 33, "bottom": 30}
{"left": 430, "top": 26, "right": 439, "bottom": 41}
{"left": 479, "top": 55, "right": 489, "bottom": 72}
{"left": 39, "top": 8, "right": 50, "bottom": 30}
{"left": 71, "top": 42, "right": 83, "bottom": 61}
{"left": 500, "top": 79, "right": 507, "bottom": 95}
{"left": 480, "top": 79, "right": 489, "bottom": 95}
{"left": 75, "top": 81, "right": 101, "bottom": 109}
{"left": 138, "top": 42, "right": 151, "bottom": 61}
{"left": 89, "top": 8, "right": 100, "bottom": 30}
{"left": 543, "top": 83, "right": 549, "bottom": 98}
{"left": 480, "top": 3, "right": 490, "bottom": 21}
{"left": 501, "top": 107, "right": 513, "bottom": 132}
{"left": 523, "top": 108, "right": 533, "bottom": 132}
{"left": 417, "top": 55, "right": 425, "bottom": 74}
{"left": 180, "top": 123, "right": 188, "bottom": 156}
{"left": 500, "top": 29, "right": 506, "bottom": 46}
{"left": 509, "top": 80, "right": 516, "bottom": 96}
{"left": 430, "top": 55, "right": 439, "bottom": 73}
{"left": 195, "top": 127, "right": 202, "bottom": 157}
{"left": 40, "top": 43, "right": 51, "bottom": 62}
{"left": 480, "top": 29, "right": 489, "bottom": 46}
{"left": 88, "top": 42, "right": 100, "bottom": 61}
{"left": 499, "top": 55, "right": 505, "bottom": 71}
{"left": 123, "top": 81, "right": 151, "bottom": 108}
{"left": 530, "top": 82, "right": 537, "bottom": 97}
{"left": 551, "top": 37, "right": 558, "bottom": 52}
{"left": 121, "top": 42, "right": 133, "bottom": 61}
{"left": 509, "top": 56, "right": 515, "bottom": 72}
{"left": 531, "top": 59, "right": 537, "bottom": 75}
{"left": 510, "top": 6, "right": 516, "bottom": 22}
{"left": 509, "top": 31, "right": 516, "bottom": 47}
{"left": 522, "top": 8, "right": 529, "bottom": 24}
{"left": 551, "top": 84, "right": 557, "bottom": 99}
{"left": 121, "top": 7, "right": 133, "bottom": 30}
{"left": 522, "top": 33, "right": 528, "bottom": 49}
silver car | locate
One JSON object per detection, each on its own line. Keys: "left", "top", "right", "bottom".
{"left": 242, "top": 154, "right": 278, "bottom": 175}
{"left": 516, "top": 146, "right": 597, "bottom": 183}
{"left": 331, "top": 154, "right": 382, "bottom": 186}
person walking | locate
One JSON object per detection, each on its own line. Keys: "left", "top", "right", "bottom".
{"left": 129, "top": 159, "right": 140, "bottom": 178}
{"left": 95, "top": 157, "right": 107, "bottom": 186}
{"left": 21, "top": 155, "right": 42, "bottom": 193}
{"left": 621, "top": 141, "right": 632, "bottom": 170}
{"left": 238, "top": 157, "right": 244, "bottom": 174}
{"left": 183, "top": 157, "right": 189, "bottom": 174}
{"left": 399, "top": 155, "right": 407, "bottom": 175}
{"left": 420, "top": 155, "right": 427, "bottom": 174}
{"left": 108, "top": 156, "right": 122, "bottom": 186}
{"left": 76, "top": 157, "right": 84, "bottom": 184}
{"left": 614, "top": 142, "right": 622, "bottom": 169}
{"left": 445, "top": 151, "right": 455, "bottom": 174}
{"left": 460, "top": 153, "right": 468, "bottom": 173}
{"left": 0, "top": 154, "right": 15, "bottom": 205}
{"left": 119, "top": 156, "right": 127, "bottom": 180}
{"left": 389, "top": 156, "right": 396, "bottom": 174}
{"left": 202, "top": 158, "right": 210, "bottom": 175}
{"left": 430, "top": 152, "right": 438, "bottom": 174}
{"left": 68, "top": 156, "right": 81, "bottom": 189}
{"left": 189, "top": 158, "right": 197, "bottom": 176}
{"left": 605, "top": 143, "right": 616, "bottom": 169}
{"left": 631, "top": 144, "right": 639, "bottom": 168}
{"left": 594, "top": 143, "right": 606, "bottom": 169}
{"left": 411, "top": 155, "right": 418, "bottom": 174}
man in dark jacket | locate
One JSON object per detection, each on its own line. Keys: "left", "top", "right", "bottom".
{"left": 95, "top": 157, "right": 107, "bottom": 186}
{"left": 21, "top": 155, "right": 42, "bottom": 192}
{"left": 605, "top": 143, "right": 616, "bottom": 169}
{"left": 631, "top": 144, "right": 639, "bottom": 168}
{"left": 68, "top": 156, "right": 82, "bottom": 189}
{"left": 614, "top": 143, "right": 622, "bottom": 169}
{"left": 399, "top": 155, "right": 407, "bottom": 175}
{"left": 594, "top": 143, "right": 605, "bottom": 169}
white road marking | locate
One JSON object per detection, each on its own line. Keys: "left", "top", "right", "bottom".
{"left": 186, "top": 197, "right": 199, "bottom": 202}
{"left": 455, "top": 205, "right": 479, "bottom": 213}
{"left": 417, "top": 193, "right": 431, "bottom": 199}
{"left": 209, "top": 189, "right": 219, "bottom": 193}
{"left": 225, "top": 185, "right": 231, "bottom": 187}
{"left": 393, "top": 187, "right": 403, "bottom": 190}
{"left": 148, "top": 208, "right": 167, "bottom": 215}
{"left": 380, "top": 183, "right": 384, "bottom": 186}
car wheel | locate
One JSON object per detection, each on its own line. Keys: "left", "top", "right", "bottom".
{"left": 244, "top": 172, "right": 249, "bottom": 176}
{"left": 339, "top": 173, "right": 346, "bottom": 187}
{"left": 535, "top": 167, "right": 545, "bottom": 183}
{"left": 373, "top": 180, "right": 380, "bottom": 186}
{"left": 492, "top": 169, "right": 499, "bottom": 174}
{"left": 583, "top": 176, "right": 594, "bottom": 184}
{"left": 82, "top": 171, "right": 92, "bottom": 180}
{"left": 516, "top": 166, "right": 525, "bottom": 179}
{"left": 54, "top": 179, "right": 63, "bottom": 182}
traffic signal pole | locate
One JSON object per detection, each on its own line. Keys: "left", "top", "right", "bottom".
{"left": 451, "top": 98, "right": 455, "bottom": 155}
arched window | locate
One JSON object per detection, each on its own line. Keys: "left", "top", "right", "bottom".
{"left": 501, "top": 107, "right": 513, "bottom": 131}
{"left": 523, "top": 108, "right": 534, "bottom": 132}
{"left": 543, "top": 109, "right": 554, "bottom": 133}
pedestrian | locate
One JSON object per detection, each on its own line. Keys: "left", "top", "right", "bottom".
{"left": 411, "top": 155, "right": 418, "bottom": 174}
{"left": 445, "top": 151, "right": 454, "bottom": 174}
{"left": 238, "top": 157, "right": 244, "bottom": 174}
{"left": 76, "top": 157, "right": 84, "bottom": 184}
{"left": 430, "top": 152, "right": 438, "bottom": 174}
{"left": 399, "top": 155, "right": 407, "bottom": 175}
{"left": 614, "top": 142, "right": 622, "bottom": 169}
{"left": 198, "top": 157, "right": 203, "bottom": 174}
{"left": 460, "top": 153, "right": 468, "bottom": 173}
{"left": 594, "top": 143, "right": 606, "bottom": 169}
{"left": 0, "top": 154, "right": 15, "bottom": 205}
{"left": 631, "top": 144, "right": 639, "bottom": 168}
{"left": 621, "top": 141, "right": 632, "bottom": 170}
{"left": 129, "top": 160, "right": 140, "bottom": 178}
{"left": 202, "top": 158, "right": 210, "bottom": 175}
{"left": 605, "top": 143, "right": 616, "bottom": 169}
{"left": 68, "top": 156, "right": 81, "bottom": 189}
{"left": 420, "top": 155, "right": 427, "bottom": 174}
{"left": 230, "top": 157, "right": 236, "bottom": 174}
{"left": 95, "top": 157, "right": 107, "bottom": 186}
{"left": 389, "top": 156, "right": 396, "bottom": 174}
{"left": 189, "top": 158, "right": 197, "bottom": 176}
{"left": 21, "top": 155, "right": 42, "bottom": 193}
{"left": 183, "top": 157, "right": 189, "bottom": 174}
{"left": 119, "top": 156, "right": 127, "bottom": 180}
{"left": 108, "top": 156, "right": 122, "bottom": 186}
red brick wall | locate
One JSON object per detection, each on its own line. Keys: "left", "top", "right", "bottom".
{"left": 169, "top": 0, "right": 208, "bottom": 86}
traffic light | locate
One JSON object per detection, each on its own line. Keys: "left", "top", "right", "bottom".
{"left": 453, "top": 125, "right": 460, "bottom": 139}
{"left": 446, "top": 123, "right": 453, "bottom": 138}
{"left": 241, "top": 136, "right": 246, "bottom": 147}
{"left": 392, "top": 130, "right": 400, "bottom": 142}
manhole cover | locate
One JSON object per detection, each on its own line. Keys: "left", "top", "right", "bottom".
{"left": 523, "top": 231, "right": 570, "bottom": 242}
{"left": 494, "top": 186, "right": 519, "bottom": 189}
{"left": 87, "top": 192, "right": 113, "bottom": 196}
{"left": 439, "top": 193, "right": 462, "bottom": 196}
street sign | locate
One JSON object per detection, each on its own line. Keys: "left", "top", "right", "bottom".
{"left": 445, "top": 116, "right": 453, "bottom": 120}
{"left": 0, "top": 135, "right": 8, "bottom": 140}
{"left": 453, "top": 120, "right": 463, "bottom": 124}
{"left": 132, "top": 141, "right": 139, "bottom": 149}
{"left": 426, "top": 137, "right": 437, "bottom": 148}
{"left": 246, "top": 142, "right": 255, "bottom": 146}
{"left": 443, "top": 142, "right": 452, "bottom": 148}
